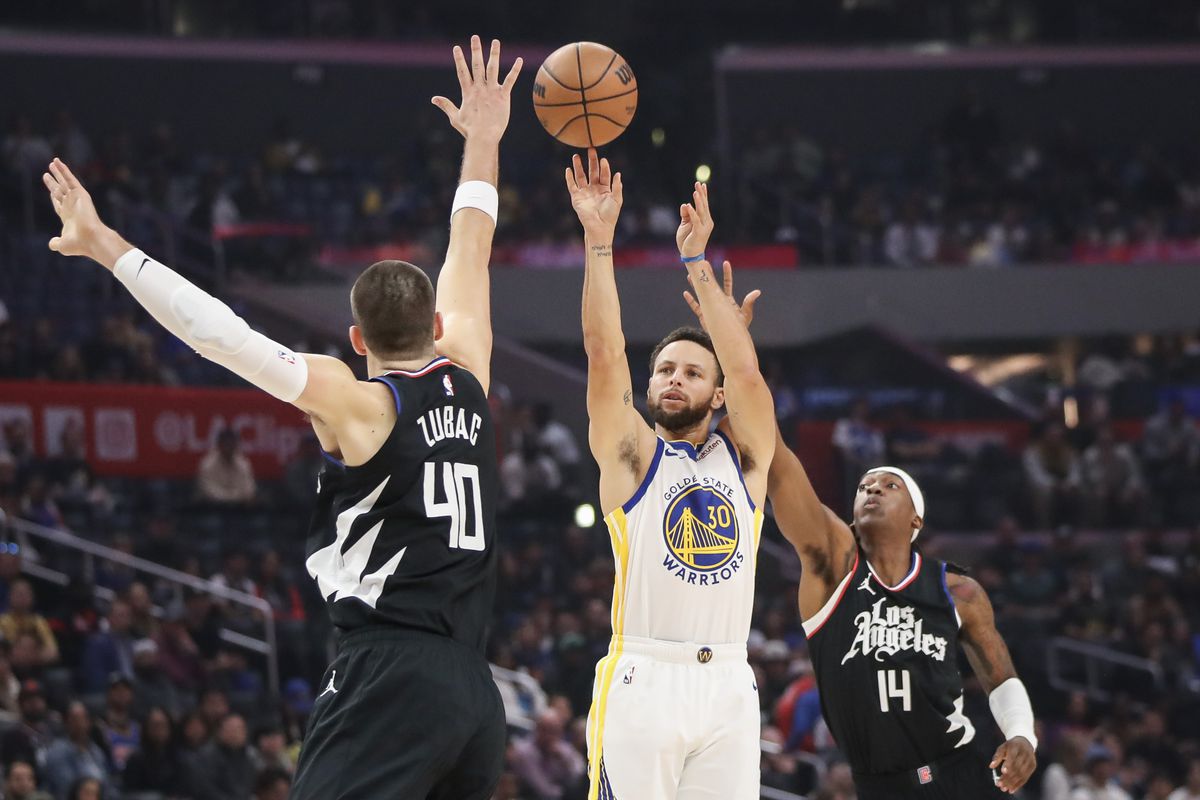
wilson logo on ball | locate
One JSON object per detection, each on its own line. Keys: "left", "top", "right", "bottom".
{"left": 533, "top": 41, "right": 638, "bottom": 148}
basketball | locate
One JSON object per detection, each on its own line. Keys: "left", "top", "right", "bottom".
{"left": 533, "top": 42, "right": 637, "bottom": 148}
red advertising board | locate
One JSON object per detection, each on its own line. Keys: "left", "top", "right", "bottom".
{"left": 0, "top": 381, "right": 310, "bottom": 479}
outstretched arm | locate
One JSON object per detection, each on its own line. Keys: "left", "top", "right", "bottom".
{"left": 949, "top": 573, "right": 1038, "bottom": 794}
{"left": 682, "top": 269, "right": 856, "bottom": 602}
{"left": 40, "top": 159, "right": 373, "bottom": 424}
{"left": 567, "top": 149, "right": 656, "bottom": 513}
{"left": 430, "top": 36, "right": 523, "bottom": 396}
{"left": 675, "top": 183, "right": 774, "bottom": 503}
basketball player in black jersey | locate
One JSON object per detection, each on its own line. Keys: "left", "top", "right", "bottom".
{"left": 42, "top": 36, "right": 522, "bottom": 800}
{"left": 684, "top": 280, "right": 1037, "bottom": 798}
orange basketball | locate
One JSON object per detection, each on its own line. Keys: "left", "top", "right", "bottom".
{"left": 533, "top": 42, "right": 638, "bottom": 148}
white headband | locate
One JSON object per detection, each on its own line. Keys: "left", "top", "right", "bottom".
{"left": 863, "top": 466, "right": 926, "bottom": 542}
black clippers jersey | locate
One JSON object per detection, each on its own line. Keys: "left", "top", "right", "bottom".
{"left": 305, "top": 357, "right": 498, "bottom": 653}
{"left": 804, "top": 546, "right": 975, "bottom": 775}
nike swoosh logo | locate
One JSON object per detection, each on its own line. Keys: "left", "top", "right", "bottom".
{"left": 137, "top": 257, "right": 150, "bottom": 278}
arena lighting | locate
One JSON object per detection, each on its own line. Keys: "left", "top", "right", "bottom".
{"left": 574, "top": 503, "right": 597, "bottom": 528}
{"left": 651, "top": 128, "right": 666, "bottom": 147}
{"left": 695, "top": 164, "right": 712, "bottom": 183}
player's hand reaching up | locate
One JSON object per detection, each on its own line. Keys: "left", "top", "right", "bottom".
{"left": 990, "top": 736, "right": 1036, "bottom": 794}
{"left": 565, "top": 148, "right": 623, "bottom": 242}
{"left": 676, "top": 181, "right": 714, "bottom": 259}
{"left": 432, "top": 35, "right": 523, "bottom": 143}
{"left": 42, "top": 158, "right": 111, "bottom": 263}
{"left": 683, "top": 260, "right": 760, "bottom": 332}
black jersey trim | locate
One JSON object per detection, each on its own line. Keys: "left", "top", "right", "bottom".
{"left": 384, "top": 356, "right": 453, "bottom": 377}
{"left": 621, "top": 438, "right": 665, "bottom": 515}
{"left": 803, "top": 548, "right": 860, "bottom": 639}
{"left": 368, "top": 376, "right": 403, "bottom": 413}
{"left": 713, "top": 428, "right": 755, "bottom": 511}
{"left": 868, "top": 551, "right": 922, "bottom": 591}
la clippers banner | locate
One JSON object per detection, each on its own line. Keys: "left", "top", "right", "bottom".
{"left": 0, "top": 381, "right": 309, "bottom": 479}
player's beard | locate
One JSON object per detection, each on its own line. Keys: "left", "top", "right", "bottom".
{"left": 648, "top": 392, "right": 713, "bottom": 433}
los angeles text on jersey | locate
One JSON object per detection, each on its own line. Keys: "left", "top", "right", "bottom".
{"left": 841, "top": 598, "right": 949, "bottom": 664}
{"left": 416, "top": 405, "right": 482, "bottom": 448}
{"left": 659, "top": 475, "right": 745, "bottom": 587}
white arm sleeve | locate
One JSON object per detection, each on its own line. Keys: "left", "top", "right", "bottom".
{"left": 988, "top": 677, "right": 1038, "bottom": 749}
{"left": 113, "top": 248, "right": 308, "bottom": 402}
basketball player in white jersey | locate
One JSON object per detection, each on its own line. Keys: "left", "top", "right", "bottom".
{"left": 564, "top": 149, "right": 776, "bottom": 800}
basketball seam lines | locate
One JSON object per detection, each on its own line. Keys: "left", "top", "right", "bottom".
{"left": 582, "top": 51, "right": 619, "bottom": 91}
{"left": 540, "top": 63, "right": 581, "bottom": 92}
{"left": 551, "top": 112, "right": 630, "bottom": 139}
{"left": 534, "top": 86, "right": 638, "bottom": 108}
{"left": 575, "top": 43, "right": 595, "bottom": 148}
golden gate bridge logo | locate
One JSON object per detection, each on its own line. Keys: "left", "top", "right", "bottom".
{"left": 663, "top": 486, "right": 739, "bottom": 571}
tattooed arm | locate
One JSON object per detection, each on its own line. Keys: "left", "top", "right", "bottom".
{"left": 949, "top": 573, "right": 1037, "bottom": 794}
{"left": 567, "top": 149, "right": 658, "bottom": 514}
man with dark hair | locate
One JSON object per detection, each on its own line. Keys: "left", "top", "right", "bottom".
{"left": 565, "top": 151, "right": 775, "bottom": 799}
{"left": 3, "top": 760, "right": 52, "bottom": 800}
{"left": 44, "top": 35, "right": 522, "bottom": 800}
{"left": 685, "top": 274, "right": 1038, "bottom": 799}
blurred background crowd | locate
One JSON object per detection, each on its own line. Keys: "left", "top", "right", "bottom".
{"left": 3, "top": 0, "right": 1200, "bottom": 798}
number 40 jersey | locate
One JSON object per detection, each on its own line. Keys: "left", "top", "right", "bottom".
{"left": 305, "top": 357, "right": 498, "bottom": 653}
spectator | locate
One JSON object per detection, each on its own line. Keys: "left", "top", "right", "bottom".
{"left": 129, "top": 638, "right": 184, "bottom": 719}
{"left": 95, "top": 676, "right": 139, "bottom": 772}
{"left": 1169, "top": 759, "right": 1200, "bottom": 800}
{"left": 760, "top": 725, "right": 814, "bottom": 795}
{"left": 531, "top": 403, "right": 581, "bottom": 479}
{"left": 210, "top": 548, "right": 259, "bottom": 635}
{"left": 253, "top": 766, "right": 292, "bottom": 800}
{"left": 831, "top": 397, "right": 886, "bottom": 508}
{"left": 63, "top": 778, "right": 101, "bottom": 800}
{"left": 251, "top": 724, "right": 294, "bottom": 775}
{"left": 0, "top": 581, "right": 59, "bottom": 667}
{"left": 1023, "top": 421, "right": 1082, "bottom": 528}
{"left": 1142, "top": 400, "right": 1200, "bottom": 523}
{"left": 2, "top": 760, "right": 52, "bottom": 800}
{"left": 121, "top": 707, "right": 184, "bottom": 798}
{"left": 1070, "top": 743, "right": 1132, "bottom": 800}
{"left": 152, "top": 604, "right": 205, "bottom": 691}
{"left": 1127, "top": 709, "right": 1185, "bottom": 783}
{"left": 500, "top": 440, "right": 562, "bottom": 510}
{"left": 186, "top": 713, "right": 256, "bottom": 800}
{"left": 507, "top": 709, "right": 585, "bottom": 800}
{"left": 133, "top": 512, "right": 184, "bottom": 571}
{"left": 195, "top": 429, "right": 257, "bottom": 505}
{"left": 1081, "top": 425, "right": 1146, "bottom": 526}
{"left": 122, "top": 583, "right": 158, "bottom": 641}
{"left": 79, "top": 601, "right": 135, "bottom": 693}
{"left": 282, "top": 434, "right": 324, "bottom": 506}
{"left": 0, "top": 680, "right": 56, "bottom": 770}
{"left": 1043, "top": 733, "right": 1088, "bottom": 800}
{"left": 42, "top": 702, "right": 110, "bottom": 800}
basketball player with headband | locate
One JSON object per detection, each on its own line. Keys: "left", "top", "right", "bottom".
{"left": 683, "top": 277, "right": 1038, "bottom": 798}
{"left": 564, "top": 150, "right": 775, "bottom": 799}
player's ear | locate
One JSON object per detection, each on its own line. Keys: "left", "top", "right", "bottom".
{"left": 911, "top": 514, "right": 923, "bottom": 532}
{"left": 433, "top": 311, "right": 445, "bottom": 342}
{"left": 348, "top": 325, "right": 368, "bottom": 356}
{"left": 710, "top": 386, "right": 725, "bottom": 411}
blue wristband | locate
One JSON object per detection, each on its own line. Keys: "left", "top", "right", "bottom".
{"left": 681, "top": 253, "right": 705, "bottom": 264}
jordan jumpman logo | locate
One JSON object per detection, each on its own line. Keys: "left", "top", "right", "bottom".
{"left": 319, "top": 670, "right": 339, "bottom": 697}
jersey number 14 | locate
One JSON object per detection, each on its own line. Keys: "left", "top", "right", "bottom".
{"left": 877, "top": 669, "right": 912, "bottom": 712}
{"left": 424, "top": 462, "right": 486, "bottom": 551}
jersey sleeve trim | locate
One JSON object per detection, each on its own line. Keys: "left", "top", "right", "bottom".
{"left": 367, "top": 376, "right": 403, "bottom": 414}
{"left": 621, "top": 438, "right": 665, "bottom": 515}
{"left": 712, "top": 428, "right": 755, "bottom": 511}
{"left": 802, "top": 548, "right": 860, "bottom": 638}
{"left": 940, "top": 561, "right": 962, "bottom": 629}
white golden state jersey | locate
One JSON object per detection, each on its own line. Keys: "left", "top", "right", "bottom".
{"left": 604, "top": 431, "right": 763, "bottom": 645}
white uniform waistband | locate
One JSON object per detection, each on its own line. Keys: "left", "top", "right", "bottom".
{"left": 613, "top": 635, "right": 747, "bottom": 665}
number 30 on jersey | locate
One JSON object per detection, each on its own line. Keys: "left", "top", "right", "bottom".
{"left": 424, "top": 462, "right": 486, "bottom": 551}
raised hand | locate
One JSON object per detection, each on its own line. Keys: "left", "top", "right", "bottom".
{"left": 432, "top": 35, "right": 523, "bottom": 143}
{"left": 565, "top": 148, "right": 623, "bottom": 242}
{"left": 683, "top": 260, "right": 760, "bottom": 332}
{"left": 42, "top": 158, "right": 103, "bottom": 260}
{"left": 676, "top": 181, "right": 714, "bottom": 259}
